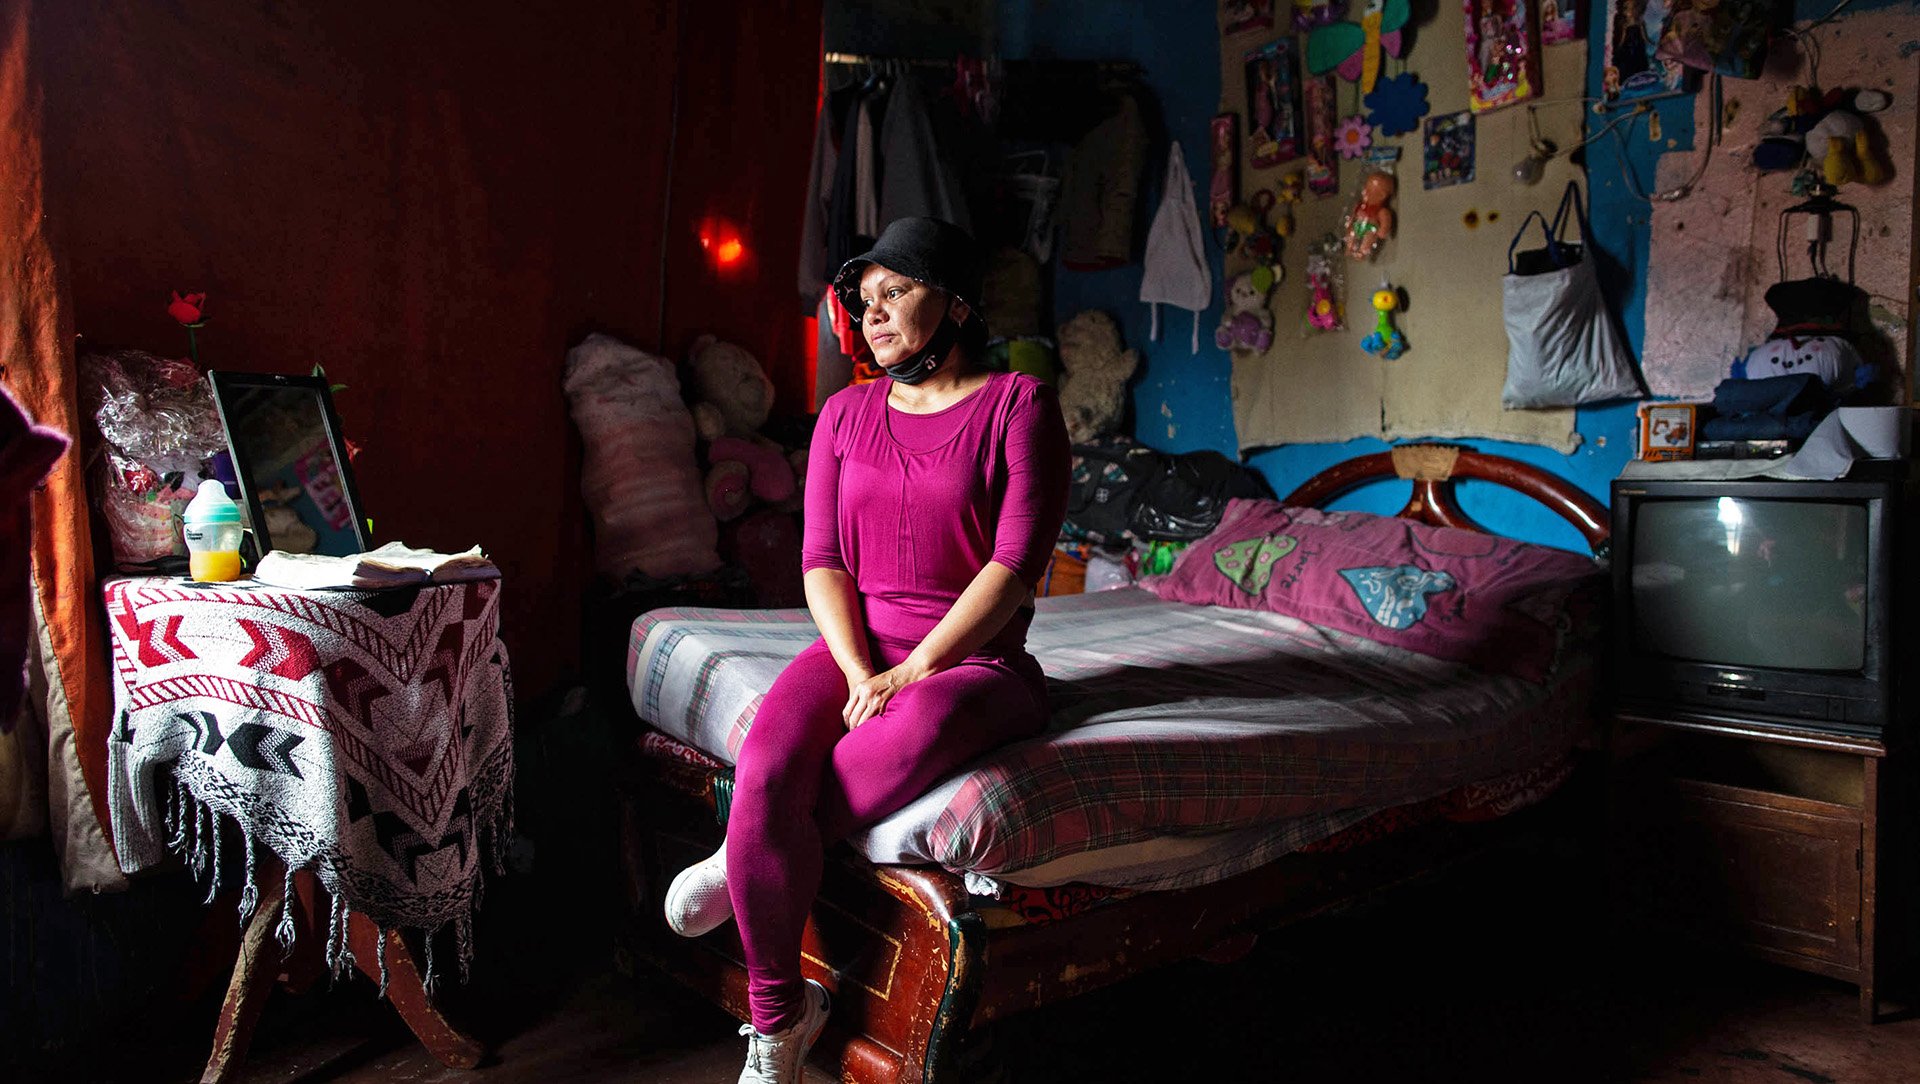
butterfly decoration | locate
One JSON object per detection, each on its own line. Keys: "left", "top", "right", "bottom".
{"left": 1339, "top": 564, "right": 1455, "bottom": 629}
{"left": 1306, "top": 0, "right": 1411, "bottom": 95}
{"left": 1214, "top": 534, "right": 1300, "bottom": 594}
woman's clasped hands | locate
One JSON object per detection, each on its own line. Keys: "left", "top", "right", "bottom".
{"left": 841, "top": 660, "right": 928, "bottom": 729}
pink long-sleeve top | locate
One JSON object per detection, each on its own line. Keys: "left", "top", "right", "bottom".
{"left": 802, "top": 370, "right": 1071, "bottom": 652}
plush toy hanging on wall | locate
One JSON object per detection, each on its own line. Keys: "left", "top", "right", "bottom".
{"left": 1753, "top": 87, "right": 1895, "bottom": 190}
{"left": 1344, "top": 168, "right": 1397, "bottom": 260}
{"left": 1360, "top": 282, "right": 1409, "bottom": 359}
{"left": 1217, "top": 268, "right": 1279, "bottom": 353}
{"left": 1364, "top": 72, "right": 1431, "bottom": 137}
{"left": 1306, "top": 0, "right": 1411, "bottom": 95}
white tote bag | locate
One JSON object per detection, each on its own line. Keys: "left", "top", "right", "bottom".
{"left": 1501, "top": 182, "right": 1642, "bottom": 409}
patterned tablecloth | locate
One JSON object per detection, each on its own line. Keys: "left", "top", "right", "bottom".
{"left": 104, "top": 576, "right": 514, "bottom": 986}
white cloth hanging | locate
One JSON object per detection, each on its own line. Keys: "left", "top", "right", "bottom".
{"left": 1139, "top": 141, "right": 1213, "bottom": 354}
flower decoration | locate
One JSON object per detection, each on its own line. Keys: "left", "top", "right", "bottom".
{"left": 1334, "top": 115, "right": 1373, "bottom": 159}
{"left": 168, "top": 290, "right": 207, "bottom": 364}
{"left": 1363, "top": 72, "right": 1430, "bottom": 138}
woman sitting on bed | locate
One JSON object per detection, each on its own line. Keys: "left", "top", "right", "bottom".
{"left": 662, "top": 217, "right": 1071, "bottom": 1084}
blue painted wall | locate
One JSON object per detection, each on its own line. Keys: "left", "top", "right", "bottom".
{"left": 1001, "top": 0, "right": 1905, "bottom": 553}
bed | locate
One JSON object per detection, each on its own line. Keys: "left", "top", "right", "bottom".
{"left": 613, "top": 445, "right": 1610, "bottom": 1083}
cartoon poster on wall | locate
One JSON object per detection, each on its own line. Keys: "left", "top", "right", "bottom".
{"left": 1464, "top": 0, "right": 1542, "bottom": 112}
{"left": 1246, "top": 37, "right": 1304, "bottom": 167}
{"left": 1604, "top": 0, "right": 1689, "bottom": 99}
{"left": 1423, "top": 112, "right": 1476, "bottom": 189}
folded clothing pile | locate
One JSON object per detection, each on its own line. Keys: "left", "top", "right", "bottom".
{"left": 251, "top": 542, "right": 497, "bottom": 591}
{"left": 1698, "top": 373, "right": 1835, "bottom": 444}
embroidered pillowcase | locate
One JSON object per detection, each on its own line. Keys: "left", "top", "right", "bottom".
{"left": 1145, "top": 499, "right": 1602, "bottom": 682}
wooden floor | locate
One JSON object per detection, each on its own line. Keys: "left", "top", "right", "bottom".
{"left": 23, "top": 838, "right": 1920, "bottom": 1084}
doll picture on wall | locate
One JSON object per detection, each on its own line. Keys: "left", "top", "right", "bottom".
{"left": 1604, "top": 0, "right": 1688, "bottom": 99}
{"left": 1464, "top": 0, "right": 1542, "bottom": 112}
{"left": 1246, "top": 37, "right": 1304, "bottom": 167}
{"left": 1654, "top": 0, "right": 1775, "bottom": 79}
{"left": 1224, "top": 0, "right": 1277, "bottom": 35}
{"left": 1540, "top": 0, "right": 1579, "bottom": 44}
{"left": 1303, "top": 75, "right": 1340, "bottom": 195}
{"left": 1210, "top": 114, "right": 1240, "bottom": 227}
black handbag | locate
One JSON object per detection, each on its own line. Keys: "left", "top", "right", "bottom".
{"left": 1508, "top": 180, "right": 1587, "bottom": 276}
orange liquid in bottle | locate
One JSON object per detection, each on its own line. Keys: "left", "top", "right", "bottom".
{"left": 189, "top": 550, "right": 244, "bottom": 583}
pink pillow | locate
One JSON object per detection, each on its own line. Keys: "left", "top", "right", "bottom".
{"left": 1145, "top": 499, "right": 1602, "bottom": 682}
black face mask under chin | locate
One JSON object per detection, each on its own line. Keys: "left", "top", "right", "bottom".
{"left": 881, "top": 309, "right": 960, "bottom": 386}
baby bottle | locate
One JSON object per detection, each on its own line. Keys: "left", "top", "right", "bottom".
{"left": 182, "top": 479, "right": 245, "bottom": 582}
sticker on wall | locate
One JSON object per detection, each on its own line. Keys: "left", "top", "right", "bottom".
{"left": 1335, "top": 115, "right": 1374, "bottom": 159}
{"left": 1423, "top": 111, "right": 1476, "bottom": 189}
{"left": 1603, "top": 0, "right": 1690, "bottom": 100}
{"left": 1541, "top": 0, "right": 1579, "bottom": 44}
{"left": 1304, "top": 75, "right": 1341, "bottom": 194}
{"left": 1223, "top": 0, "right": 1278, "bottom": 35}
{"left": 1210, "top": 114, "right": 1240, "bottom": 227}
{"left": 1245, "top": 37, "right": 1305, "bottom": 167}
{"left": 1464, "top": 0, "right": 1543, "bottom": 113}
{"left": 1293, "top": 0, "right": 1347, "bottom": 30}
{"left": 1363, "top": 72, "right": 1430, "bottom": 137}
{"left": 1306, "top": 0, "right": 1410, "bottom": 95}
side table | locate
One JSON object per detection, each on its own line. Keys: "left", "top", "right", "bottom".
{"left": 102, "top": 575, "right": 516, "bottom": 1079}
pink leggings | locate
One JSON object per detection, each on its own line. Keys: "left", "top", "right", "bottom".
{"left": 725, "top": 630, "right": 1050, "bottom": 1034}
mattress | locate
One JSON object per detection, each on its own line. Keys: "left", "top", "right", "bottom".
{"left": 627, "top": 587, "right": 1594, "bottom": 894}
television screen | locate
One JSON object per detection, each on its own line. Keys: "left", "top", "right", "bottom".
{"left": 1632, "top": 497, "right": 1868, "bottom": 672}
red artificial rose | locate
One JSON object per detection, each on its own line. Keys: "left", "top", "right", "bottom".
{"left": 167, "top": 291, "right": 206, "bottom": 325}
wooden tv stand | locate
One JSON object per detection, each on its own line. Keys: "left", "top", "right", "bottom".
{"left": 1608, "top": 708, "right": 1893, "bottom": 1022}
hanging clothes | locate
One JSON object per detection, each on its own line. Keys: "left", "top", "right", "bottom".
{"left": 1140, "top": 142, "right": 1213, "bottom": 354}
{"left": 876, "top": 74, "right": 972, "bottom": 233}
{"left": 799, "top": 84, "right": 861, "bottom": 310}
{"left": 827, "top": 80, "right": 886, "bottom": 290}
{"left": 1058, "top": 92, "right": 1146, "bottom": 271}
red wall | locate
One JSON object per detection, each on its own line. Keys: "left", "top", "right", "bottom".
{"left": 33, "top": 0, "right": 820, "bottom": 696}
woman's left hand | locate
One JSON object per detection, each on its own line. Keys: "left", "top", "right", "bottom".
{"left": 843, "top": 665, "right": 922, "bottom": 729}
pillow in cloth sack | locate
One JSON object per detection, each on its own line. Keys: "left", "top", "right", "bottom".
{"left": 1144, "top": 500, "right": 1602, "bottom": 682}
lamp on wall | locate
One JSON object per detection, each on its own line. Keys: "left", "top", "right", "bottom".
{"left": 698, "top": 216, "right": 750, "bottom": 274}
{"left": 1511, "top": 106, "right": 1558, "bottom": 186}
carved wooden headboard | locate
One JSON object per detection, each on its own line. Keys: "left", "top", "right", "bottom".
{"left": 1282, "top": 444, "right": 1610, "bottom": 557}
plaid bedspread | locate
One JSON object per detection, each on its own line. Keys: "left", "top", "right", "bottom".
{"left": 628, "top": 588, "right": 1594, "bottom": 893}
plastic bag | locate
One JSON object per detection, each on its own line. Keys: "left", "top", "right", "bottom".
{"left": 83, "top": 351, "right": 228, "bottom": 571}
{"left": 1501, "top": 182, "right": 1642, "bottom": 409}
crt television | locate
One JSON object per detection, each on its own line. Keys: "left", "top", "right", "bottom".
{"left": 1610, "top": 466, "right": 1911, "bottom": 737}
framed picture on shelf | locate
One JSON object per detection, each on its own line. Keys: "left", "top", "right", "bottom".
{"left": 1637, "top": 403, "right": 1697, "bottom": 461}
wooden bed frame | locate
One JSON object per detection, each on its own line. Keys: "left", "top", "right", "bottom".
{"left": 614, "top": 444, "right": 1609, "bottom": 1083}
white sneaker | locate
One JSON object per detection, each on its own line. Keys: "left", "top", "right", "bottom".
{"left": 737, "top": 979, "right": 831, "bottom": 1084}
{"left": 663, "top": 842, "right": 732, "bottom": 937}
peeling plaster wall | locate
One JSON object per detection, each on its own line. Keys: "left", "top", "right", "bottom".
{"left": 1642, "top": 8, "right": 1919, "bottom": 400}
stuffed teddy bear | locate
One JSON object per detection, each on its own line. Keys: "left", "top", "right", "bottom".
{"left": 1056, "top": 310, "right": 1141, "bottom": 444}
{"left": 687, "top": 334, "right": 775, "bottom": 442}
{"left": 1215, "top": 270, "right": 1277, "bottom": 353}
{"left": 704, "top": 435, "right": 796, "bottom": 521}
